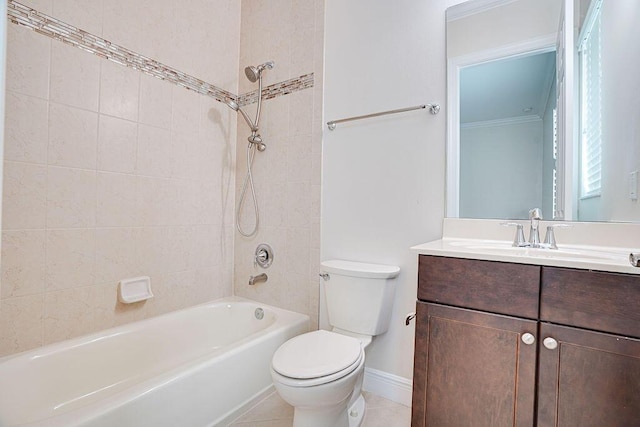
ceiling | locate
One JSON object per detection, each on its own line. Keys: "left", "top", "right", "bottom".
{"left": 460, "top": 51, "right": 556, "bottom": 125}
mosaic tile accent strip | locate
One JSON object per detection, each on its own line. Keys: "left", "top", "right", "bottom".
{"left": 238, "top": 73, "right": 315, "bottom": 107}
{"left": 7, "top": 0, "right": 313, "bottom": 106}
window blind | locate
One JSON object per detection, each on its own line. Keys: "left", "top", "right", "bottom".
{"left": 579, "top": 3, "right": 602, "bottom": 198}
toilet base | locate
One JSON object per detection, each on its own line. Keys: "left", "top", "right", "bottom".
{"left": 347, "top": 393, "right": 366, "bottom": 427}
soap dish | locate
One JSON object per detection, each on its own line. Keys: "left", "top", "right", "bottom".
{"left": 118, "top": 276, "right": 153, "bottom": 304}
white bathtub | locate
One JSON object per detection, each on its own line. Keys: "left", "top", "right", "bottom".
{"left": 0, "top": 296, "right": 309, "bottom": 427}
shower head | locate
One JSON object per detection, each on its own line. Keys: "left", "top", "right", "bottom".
{"left": 244, "top": 61, "right": 275, "bottom": 82}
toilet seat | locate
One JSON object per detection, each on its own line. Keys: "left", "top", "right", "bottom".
{"left": 272, "top": 330, "right": 364, "bottom": 387}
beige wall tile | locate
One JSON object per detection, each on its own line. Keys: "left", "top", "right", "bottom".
{"left": 18, "top": 0, "right": 53, "bottom": 14}
{"left": 96, "top": 172, "right": 137, "bottom": 227}
{"left": 48, "top": 103, "right": 99, "bottom": 169}
{"left": 235, "top": 0, "right": 323, "bottom": 325}
{"left": 170, "top": 131, "right": 200, "bottom": 180}
{"left": 286, "top": 134, "right": 313, "bottom": 183}
{"left": 139, "top": 73, "right": 172, "bottom": 130}
{"left": 4, "top": 91, "right": 48, "bottom": 164}
{"left": 97, "top": 115, "right": 138, "bottom": 174}
{"left": 134, "top": 227, "right": 170, "bottom": 275}
{"left": 172, "top": 87, "right": 201, "bottom": 133}
{"left": 289, "top": 90, "right": 314, "bottom": 137}
{"left": 285, "top": 182, "right": 311, "bottom": 227}
{"left": 46, "top": 166, "right": 97, "bottom": 228}
{"left": 43, "top": 287, "right": 95, "bottom": 344}
{"left": 1, "top": 230, "right": 46, "bottom": 298}
{"left": 6, "top": 25, "right": 51, "bottom": 99}
{"left": 99, "top": 60, "right": 140, "bottom": 121}
{"left": 94, "top": 228, "right": 138, "bottom": 284}
{"left": 2, "top": 161, "right": 47, "bottom": 230}
{"left": 93, "top": 282, "right": 147, "bottom": 330}
{"left": 51, "top": 0, "right": 104, "bottom": 36}
{"left": 50, "top": 42, "right": 101, "bottom": 111}
{"left": 136, "top": 125, "right": 172, "bottom": 178}
{"left": 135, "top": 177, "right": 177, "bottom": 226}
{"left": 45, "top": 228, "right": 95, "bottom": 292}
{"left": 1, "top": 0, "right": 249, "bottom": 357}
{"left": 291, "top": 0, "right": 315, "bottom": 77}
{"left": 0, "top": 295, "right": 44, "bottom": 357}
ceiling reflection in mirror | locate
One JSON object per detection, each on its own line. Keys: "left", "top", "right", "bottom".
{"left": 446, "top": 0, "right": 640, "bottom": 222}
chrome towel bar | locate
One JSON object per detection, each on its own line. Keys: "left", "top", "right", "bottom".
{"left": 327, "top": 103, "right": 440, "bottom": 130}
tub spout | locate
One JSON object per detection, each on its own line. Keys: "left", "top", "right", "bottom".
{"left": 249, "top": 273, "right": 268, "bottom": 286}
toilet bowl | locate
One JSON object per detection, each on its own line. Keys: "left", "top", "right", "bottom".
{"left": 270, "top": 260, "right": 400, "bottom": 427}
{"left": 271, "top": 330, "right": 366, "bottom": 427}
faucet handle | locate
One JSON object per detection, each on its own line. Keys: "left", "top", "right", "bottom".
{"left": 501, "top": 222, "right": 528, "bottom": 247}
{"left": 543, "top": 224, "right": 573, "bottom": 249}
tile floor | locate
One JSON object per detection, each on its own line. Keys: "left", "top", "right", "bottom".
{"left": 228, "top": 391, "right": 411, "bottom": 426}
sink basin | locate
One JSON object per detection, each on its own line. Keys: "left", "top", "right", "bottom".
{"left": 447, "top": 240, "right": 624, "bottom": 262}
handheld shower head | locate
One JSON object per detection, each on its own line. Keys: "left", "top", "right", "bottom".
{"left": 227, "top": 99, "right": 257, "bottom": 131}
{"left": 244, "top": 61, "right": 275, "bottom": 82}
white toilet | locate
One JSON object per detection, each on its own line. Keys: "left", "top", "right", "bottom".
{"left": 270, "top": 259, "right": 400, "bottom": 427}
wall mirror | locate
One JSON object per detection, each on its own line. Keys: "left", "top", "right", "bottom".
{"left": 446, "top": 0, "right": 640, "bottom": 222}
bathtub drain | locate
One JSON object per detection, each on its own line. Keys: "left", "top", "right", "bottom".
{"left": 255, "top": 308, "right": 264, "bottom": 320}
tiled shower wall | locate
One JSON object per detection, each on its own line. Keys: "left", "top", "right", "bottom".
{"left": 233, "top": 0, "right": 324, "bottom": 329}
{"left": 0, "top": 0, "right": 241, "bottom": 356}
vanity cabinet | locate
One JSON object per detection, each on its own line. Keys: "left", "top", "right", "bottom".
{"left": 412, "top": 255, "right": 640, "bottom": 427}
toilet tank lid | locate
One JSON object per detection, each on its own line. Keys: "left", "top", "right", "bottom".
{"left": 321, "top": 260, "right": 400, "bottom": 279}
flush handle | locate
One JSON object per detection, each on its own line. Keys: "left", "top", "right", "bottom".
{"left": 405, "top": 312, "right": 416, "bottom": 326}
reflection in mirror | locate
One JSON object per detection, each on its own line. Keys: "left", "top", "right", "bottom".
{"left": 575, "top": 0, "right": 640, "bottom": 222}
{"left": 446, "top": 0, "right": 563, "bottom": 220}
{"left": 447, "top": 0, "right": 640, "bottom": 222}
{"left": 459, "top": 52, "right": 556, "bottom": 220}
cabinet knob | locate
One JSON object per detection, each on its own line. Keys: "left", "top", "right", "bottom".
{"left": 521, "top": 333, "right": 536, "bottom": 345}
{"left": 543, "top": 337, "right": 558, "bottom": 350}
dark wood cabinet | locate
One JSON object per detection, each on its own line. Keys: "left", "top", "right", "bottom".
{"left": 412, "top": 302, "right": 537, "bottom": 427}
{"left": 413, "top": 255, "right": 640, "bottom": 427}
{"left": 537, "top": 323, "right": 640, "bottom": 427}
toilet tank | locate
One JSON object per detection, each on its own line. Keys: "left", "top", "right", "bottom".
{"left": 321, "top": 260, "right": 400, "bottom": 336}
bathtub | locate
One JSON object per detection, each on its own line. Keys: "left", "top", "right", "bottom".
{"left": 0, "top": 296, "right": 309, "bottom": 427}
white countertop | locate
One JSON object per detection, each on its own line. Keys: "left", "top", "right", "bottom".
{"left": 412, "top": 219, "right": 640, "bottom": 275}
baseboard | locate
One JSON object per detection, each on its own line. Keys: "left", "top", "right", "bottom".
{"left": 362, "top": 367, "right": 413, "bottom": 407}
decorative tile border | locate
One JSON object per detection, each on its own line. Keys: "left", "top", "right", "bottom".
{"left": 7, "top": 0, "right": 313, "bottom": 106}
{"left": 238, "top": 73, "right": 315, "bottom": 107}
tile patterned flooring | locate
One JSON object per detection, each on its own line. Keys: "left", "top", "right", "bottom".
{"left": 228, "top": 391, "right": 411, "bottom": 427}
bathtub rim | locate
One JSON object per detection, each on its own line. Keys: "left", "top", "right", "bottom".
{"left": 0, "top": 295, "right": 308, "bottom": 364}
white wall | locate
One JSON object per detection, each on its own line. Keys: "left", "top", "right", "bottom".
{"left": 323, "top": 0, "right": 463, "bottom": 382}
{"left": 460, "top": 119, "right": 543, "bottom": 219}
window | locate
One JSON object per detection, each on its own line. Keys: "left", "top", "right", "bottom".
{"left": 579, "top": 1, "right": 603, "bottom": 199}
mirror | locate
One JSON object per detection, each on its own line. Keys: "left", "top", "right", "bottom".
{"left": 446, "top": 0, "right": 640, "bottom": 222}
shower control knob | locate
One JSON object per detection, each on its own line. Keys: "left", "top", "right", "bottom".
{"left": 254, "top": 243, "right": 274, "bottom": 268}
{"left": 521, "top": 333, "right": 535, "bottom": 345}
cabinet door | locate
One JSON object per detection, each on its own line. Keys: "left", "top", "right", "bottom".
{"left": 411, "top": 302, "right": 537, "bottom": 427}
{"left": 537, "top": 323, "right": 640, "bottom": 427}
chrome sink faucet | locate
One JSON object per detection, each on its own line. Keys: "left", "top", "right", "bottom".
{"left": 528, "top": 208, "right": 543, "bottom": 248}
